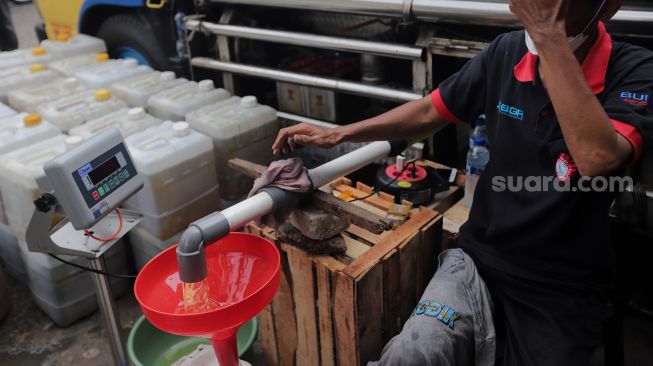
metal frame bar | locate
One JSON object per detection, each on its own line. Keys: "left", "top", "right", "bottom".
{"left": 207, "top": 0, "right": 653, "bottom": 27}
{"left": 185, "top": 20, "right": 425, "bottom": 61}
{"left": 191, "top": 58, "right": 423, "bottom": 102}
{"left": 277, "top": 111, "right": 338, "bottom": 129}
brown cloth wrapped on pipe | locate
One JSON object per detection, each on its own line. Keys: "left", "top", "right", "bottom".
{"left": 248, "top": 158, "right": 348, "bottom": 254}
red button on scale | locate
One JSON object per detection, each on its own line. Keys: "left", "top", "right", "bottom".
{"left": 92, "top": 191, "right": 100, "bottom": 200}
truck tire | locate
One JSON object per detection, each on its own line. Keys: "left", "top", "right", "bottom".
{"left": 97, "top": 13, "right": 175, "bottom": 71}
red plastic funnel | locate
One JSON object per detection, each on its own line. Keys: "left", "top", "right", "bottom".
{"left": 135, "top": 232, "right": 280, "bottom": 366}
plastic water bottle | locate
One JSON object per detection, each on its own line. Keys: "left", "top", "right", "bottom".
{"left": 465, "top": 135, "right": 490, "bottom": 208}
{"left": 175, "top": 12, "right": 189, "bottom": 60}
{"left": 470, "top": 115, "right": 486, "bottom": 148}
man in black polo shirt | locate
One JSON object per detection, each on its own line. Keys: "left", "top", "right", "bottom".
{"left": 273, "top": 0, "right": 652, "bottom": 364}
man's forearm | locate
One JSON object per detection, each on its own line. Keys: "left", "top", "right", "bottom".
{"left": 333, "top": 95, "right": 448, "bottom": 144}
{"left": 536, "top": 34, "right": 631, "bottom": 176}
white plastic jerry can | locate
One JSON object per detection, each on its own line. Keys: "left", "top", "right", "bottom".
{"left": 7, "top": 77, "right": 88, "bottom": 113}
{"left": 0, "top": 113, "right": 61, "bottom": 155}
{"left": 48, "top": 52, "right": 110, "bottom": 77}
{"left": 68, "top": 107, "right": 162, "bottom": 139}
{"left": 147, "top": 79, "right": 231, "bottom": 121}
{"left": 74, "top": 58, "right": 153, "bottom": 89}
{"left": 0, "top": 64, "right": 59, "bottom": 104}
{"left": 0, "top": 47, "right": 54, "bottom": 71}
{"left": 186, "top": 96, "right": 279, "bottom": 199}
{"left": 37, "top": 88, "right": 128, "bottom": 132}
{"left": 111, "top": 71, "right": 187, "bottom": 108}
{"left": 40, "top": 33, "right": 107, "bottom": 59}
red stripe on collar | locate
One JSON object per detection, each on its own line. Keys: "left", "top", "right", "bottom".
{"left": 513, "top": 22, "right": 612, "bottom": 95}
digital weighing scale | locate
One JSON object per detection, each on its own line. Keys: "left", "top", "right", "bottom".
{"left": 26, "top": 128, "right": 144, "bottom": 366}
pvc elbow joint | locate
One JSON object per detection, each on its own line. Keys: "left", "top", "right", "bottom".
{"left": 176, "top": 226, "right": 208, "bottom": 283}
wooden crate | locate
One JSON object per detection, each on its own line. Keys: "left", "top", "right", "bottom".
{"left": 441, "top": 198, "right": 470, "bottom": 250}
{"left": 242, "top": 177, "right": 460, "bottom": 365}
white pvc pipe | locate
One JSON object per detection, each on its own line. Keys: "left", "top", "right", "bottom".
{"left": 308, "top": 141, "right": 392, "bottom": 188}
{"left": 215, "top": 141, "right": 393, "bottom": 232}
{"left": 221, "top": 191, "right": 275, "bottom": 230}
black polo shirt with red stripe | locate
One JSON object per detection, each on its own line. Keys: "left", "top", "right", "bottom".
{"left": 431, "top": 22, "right": 653, "bottom": 288}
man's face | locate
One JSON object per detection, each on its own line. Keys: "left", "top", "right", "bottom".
{"left": 565, "top": 0, "right": 604, "bottom": 36}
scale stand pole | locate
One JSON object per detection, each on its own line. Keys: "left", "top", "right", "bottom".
{"left": 88, "top": 256, "right": 128, "bottom": 366}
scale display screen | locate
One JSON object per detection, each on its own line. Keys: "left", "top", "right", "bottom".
{"left": 72, "top": 144, "right": 138, "bottom": 215}
{"left": 88, "top": 156, "right": 120, "bottom": 186}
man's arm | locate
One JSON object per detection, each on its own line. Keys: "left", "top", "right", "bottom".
{"left": 272, "top": 95, "right": 448, "bottom": 155}
{"left": 510, "top": 0, "right": 632, "bottom": 177}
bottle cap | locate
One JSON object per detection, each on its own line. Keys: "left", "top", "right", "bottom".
{"left": 64, "top": 77, "right": 78, "bottom": 86}
{"left": 172, "top": 121, "right": 191, "bottom": 137}
{"left": 198, "top": 80, "right": 214, "bottom": 92}
{"left": 29, "top": 64, "right": 45, "bottom": 73}
{"left": 23, "top": 114, "right": 42, "bottom": 127}
{"left": 96, "top": 53, "right": 109, "bottom": 62}
{"left": 124, "top": 59, "right": 138, "bottom": 67}
{"left": 65, "top": 135, "right": 84, "bottom": 148}
{"left": 241, "top": 96, "right": 258, "bottom": 108}
{"left": 160, "top": 71, "right": 175, "bottom": 81}
{"left": 95, "top": 89, "right": 111, "bottom": 101}
{"left": 474, "top": 116, "right": 486, "bottom": 126}
{"left": 31, "top": 47, "right": 47, "bottom": 56}
{"left": 128, "top": 107, "right": 146, "bottom": 121}
{"left": 56, "top": 34, "right": 70, "bottom": 42}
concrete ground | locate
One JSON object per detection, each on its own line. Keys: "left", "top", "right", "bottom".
{"left": 0, "top": 275, "right": 143, "bottom": 366}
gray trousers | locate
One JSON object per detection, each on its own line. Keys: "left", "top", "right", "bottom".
{"left": 0, "top": 0, "right": 18, "bottom": 51}
{"left": 369, "top": 249, "right": 496, "bottom": 366}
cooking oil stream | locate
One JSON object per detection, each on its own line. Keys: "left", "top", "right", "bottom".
{"left": 181, "top": 279, "right": 219, "bottom": 313}
{"left": 177, "top": 252, "right": 259, "bottom": 314}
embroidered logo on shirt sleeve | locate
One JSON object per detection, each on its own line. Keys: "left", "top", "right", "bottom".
{"left": 620, "top": 91, "right": 650, "bottom": 106}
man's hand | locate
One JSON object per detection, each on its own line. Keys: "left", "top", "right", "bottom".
{"left": 272, "top": 123, "right": 342, "bottom": 156}
{"left": 509, "top": 0, "right": 569, "bottom": 42}
{"left": 271, "top": 95, "right": 447, "bottom": 156}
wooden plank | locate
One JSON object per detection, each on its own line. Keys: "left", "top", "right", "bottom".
{"left": 417, "top": 217, "right": 442, "bottom": 295}
{"left": 329, "top": 177, "right": 352, "bottom": 189}
{"left": 333, "top": 271, "right": 358, "bottom": 366}
{"left": 333, "top": 184, "right": 394, "bottom": 211}
{"left": 381, "top": 249, "right": 401, "bottom": 344}
{"left": 443, "top": 199, "right": 470, "bottom": 232}
{"left": 344, "top": 208, "right": 439, "bottom": 279}
{"left": 309, "top": 190, "right": 392, "bottom": 234}
{"left": 356, "top": 181, "right": 374, "bottom": 194}
{"left": 346, "top": 224, "right": 383, "bottom": 245}
{"left": 286, "top": 245, "right": 320, "bottom": 366}
{"left": 228, "top": 157, "right": 267, "bottom": 178}
{"left": 315, "top": 261, "right": 335, "bottom": 366}
{"left": 312, "top": 254, "right": 348, "bottom": 272}
{"left": 342, "top": 234, "right": 371, "bottom": 259}
{"left": 257, "top": 305, "right": 280, "bottom": 365}
{"left": 399, "top": 233, "right": 421, "bottom": 324}
{"left": 442, "top": 199, "right": 469, "bottom": 250}
{"left": 271, "top": 249, "right": 298, "bottom": 366}
{"left": 378, "top": 191, "right": 396, "bottom": 203}
{"left": 356, "top": 265, "right": 384, "bottom": 364}
{"left": 347, "top": 197, "right": 389, "bottom": 218}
